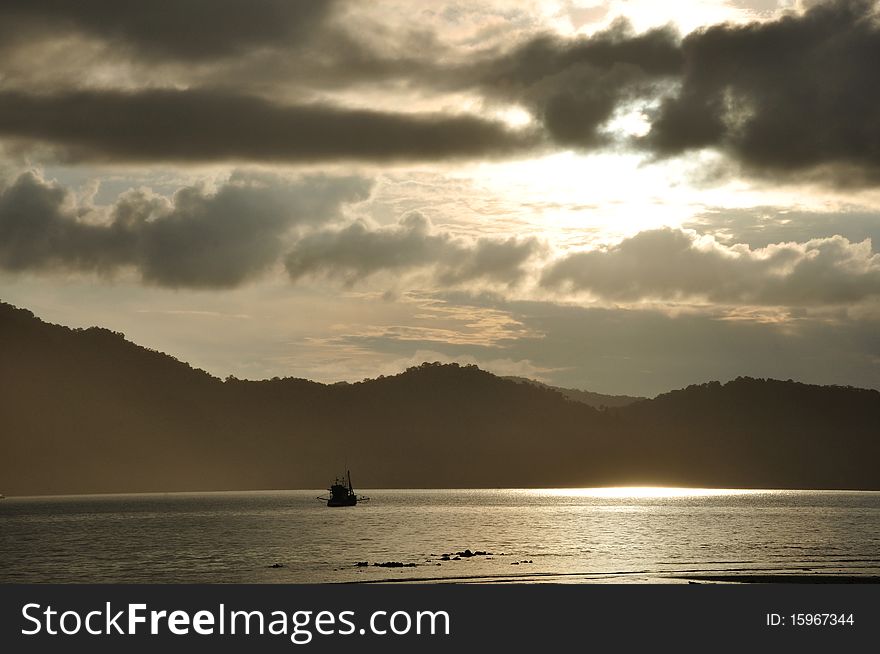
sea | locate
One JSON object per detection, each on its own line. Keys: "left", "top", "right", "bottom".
{"left": 1, "top": 489, "right": 878, "bottom": 583}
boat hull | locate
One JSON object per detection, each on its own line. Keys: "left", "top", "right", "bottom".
{"left": 326, "top": 496, "right": 357, "bottom": 507}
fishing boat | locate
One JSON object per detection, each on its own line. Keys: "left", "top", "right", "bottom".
{"left": 317, "top": 471, "right": 369, "bottom": 507}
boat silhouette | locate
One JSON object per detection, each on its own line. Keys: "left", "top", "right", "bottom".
{"left": 317, "top": 470, "right": 369, "bottom": 507}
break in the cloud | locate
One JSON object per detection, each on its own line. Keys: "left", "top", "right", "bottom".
{"left": 685, "top": 206, "right": 880, "bottom": 249}
{"left": 542, "top": 227, "right": 880, "bottom": 306}
{"left": 646, "top": 0, "right": 880, "bottom": 183}
{"left": 467, "top": 21, "right": 682, "bottom": 147}
{"left": 285, "top": 212, "right": 542, "bottom": 286}
{"left": 0, "top": 89, "right": 541, "bottom": 164}
{"left": 0, "top": 170, "right": 371, "bottom": 288}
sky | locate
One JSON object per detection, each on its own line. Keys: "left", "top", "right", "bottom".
{"left": 1, "top": 0, "right": 879, "bottom": 396}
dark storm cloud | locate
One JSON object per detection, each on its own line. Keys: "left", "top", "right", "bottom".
{"left": 0, "top": 0, "right": 338, "bottom": 60}
{"left": 0, "top": 170, "right": 371, "bottom": 288}
{"left": 645, "top": 0, "right": 880, "bottom": 182}
{"left": 541, "top": 227, "right": 880, "bottom": 306}
{"left": 0, "top": 89, "right": 540, "bottom": 164}
{"left": 285, "top": 212, "right": 541, "bottom": 286}
{"left": 469, "top": 21, "right": 682, "bottom": 147}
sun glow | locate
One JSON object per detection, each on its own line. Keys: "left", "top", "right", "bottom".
{"left": 455, "top": 151, "right": 697, "bottom": 239}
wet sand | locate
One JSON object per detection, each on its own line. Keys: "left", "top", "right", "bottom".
{"left": 676, "top": 575, "right": 880, "bottom": 584}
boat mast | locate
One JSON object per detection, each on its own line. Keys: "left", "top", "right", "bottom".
{"left": 347, "top": 470, "right": 353, "bottom": 493}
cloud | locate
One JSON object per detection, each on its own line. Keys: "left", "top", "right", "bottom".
{"left": 466, "top": 21, "right": 682, "bottom": 147}
{"left": 644, "top": 0, "right": 880, "bottom": 183}
{"left": 0, "top": 171, "right": 133, "bottom": 273}
{"left": 7, "top": 170, "right": 876, "bottom": 305}
{"left": 285, "top": 212, "right": 542, "bottom": 286}
{"left": 541, "top": 227, "right": 880, "bottom": 306}
{"left": 0, "top": 170, "right": 371, "bottom": 288}
{"left": 0, "top": 172, "right": 538, "bottom": 290}
{"left": 2, "top": 0, "right": 878, "bottom": 183}
{"left": 0, "top": 89, "right": 541, "bottom": 164}
{"left": 0, "top": 0, "right": 339, "bottom": 61}
{"left": 0, "top": 9, "right": 681, "bottom": 160}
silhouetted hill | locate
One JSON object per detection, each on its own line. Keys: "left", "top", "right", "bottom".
{"left": 0, "top": 302, "right": 231, "bottom": 493}
{"left": 620, "top": 379, "right": 880, "bottom": 489}
{"left": 1, "top": 301, "right": 878, "bottom": 494}
{"left": 505, "top": 376, "right": 645, "bottom": 408}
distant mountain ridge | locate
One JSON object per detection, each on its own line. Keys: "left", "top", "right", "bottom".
{"left": 1, "top": 300, "right": 878, "bottom": 495}
{"left": 504, "top": 376, "right": 645, "bottom": 408}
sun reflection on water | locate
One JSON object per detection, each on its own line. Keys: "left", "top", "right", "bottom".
{"left": 527, "top": 487, "right": 764, "bottom": 499}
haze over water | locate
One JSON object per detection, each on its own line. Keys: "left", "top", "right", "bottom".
{"left": 2, "top": 489, "right": 878, "bottom": 584}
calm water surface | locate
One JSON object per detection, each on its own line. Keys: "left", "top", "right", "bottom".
{"left": 1, "top": 489, "right": 878, "bottom": 583}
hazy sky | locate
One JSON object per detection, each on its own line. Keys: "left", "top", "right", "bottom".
{"left": 1, "top": 0, "right": 879, "bottom": 396}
